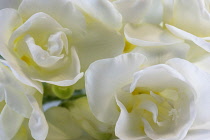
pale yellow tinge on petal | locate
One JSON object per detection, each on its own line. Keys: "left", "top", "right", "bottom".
{"left": 123, "top": 40, "right": 136, "bottom": 53}
{"left": 21, "top": 55, "right": 31, "bottom": 65}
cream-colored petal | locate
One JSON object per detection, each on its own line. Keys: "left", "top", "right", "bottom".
{"left": 85, "top": 53, "right": 146, "bottom": 124}
{"left": 26, "top": 94, "right": 48, "bottom": 140}
{"left": 0, "top": 105, "right": 24, "bottom": 140}
{"left": 71, "top": 0, "right": 122, "bottom": 29}
{"left": 113, "top": 0, "right": 152, "bottom": 24}
{"left": 18, "top": 0, "right": 85, "bottom": 32}
{"left": 32, "top": 47, "right": 83, "bottom": 87}
{"left": 125, "top": 23, "right": 183, "bottom": 47}
{"left": 25, "top": 36, "right": 64, "bottom": 67}
{"left": 166, "top": 24, "right": 210, "bottom": 52}
{"left": 0, "top": 49, "right": 43, "bottom": 93}
{"left": 166, "top": 58, "right": 210, "bottom": 128}
{"left": 163, "top": 0, "right": 210, "bottom": 37}
{"left": 0, "top": 8, "right": 22, "bottom": 44}
{"left": 131, "top": 43, "right": 189, "bottom": 66}
{"left": 73, "top": 21, "right": 124, "bottom": 71}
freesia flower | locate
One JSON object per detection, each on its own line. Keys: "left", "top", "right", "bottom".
{"left": 86, "top": 53, "right": 210, "bottom": 140}
{"left": 0, "top": 0, "right": 124, "bottom": 92}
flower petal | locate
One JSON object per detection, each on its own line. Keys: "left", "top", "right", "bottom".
{"left": 185, "top": 129, "right": 210, "bottom": 140}
{"left": 166, "top": 58, "right": 210, "bottom": 128}
{"left": 0, "top": 105, "right": 24, "bottom": 140}
{"left": 0, "top": 62, "right": 35, "bottom": 118}
{"left": 32, "top": 47, "right": 84, "bottom": 87}
{"left": 73, "top": 21, "right": 125, "bottom": 71}
{"left": 194, "top": 55, "right": 210, "bottom": 74}
{"left": 142, "top": 0, "right": 163, "bottom": 24}
{"left": 163, "top": 0, "right": 210, "bottom": 37}
{"left": 0, "top": 8, "right": 22, "bottom": 45}
{"left": 85, "top": 53, "right": 146, "bottom": 124}
{"left": 115, "top": 93, "right": 148, "bottom": 140}
{"left": 125, "top": 23, "right": 183, "bottom": 47}
{"left": 166, "top": 24, "right": 210, "bottom": 52}
{"left": 71, "top": 0, "right": 122, "bottom": 29}
{"left": 131, "top": 42, "right": 189, "bottom": 66}
{"left": 0, "top": 47, "right": 43, "bottom": 93}
{"left": 45, "top": 107, "right": 83, "bottom": 140}
{"left": 25, "top": 35, "right": 64, "bottom": 68}
{"left": 113, "top": 0, "right": 152, "bottom": 23}
{"left": 26, "top": 93, "right": 48, "bottom": 140}
{"left": 18, "top": 0, "right": 85, "bottom": 32}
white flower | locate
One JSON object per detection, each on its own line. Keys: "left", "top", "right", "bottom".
{"left": 45, "top": 97, "right": 114, "bottom": 140}
{"left": 0, "top": 61, "right": 48, "bottom": 140}
{"left": 85, "top": 53, "right": 210, "bottom": 140}
{"left": 0, "top": 0, "right": 124, "bottom": 92}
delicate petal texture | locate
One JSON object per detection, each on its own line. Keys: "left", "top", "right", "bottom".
{"left": 18, "top": 0, "right": 85, "bottom": 32}
{"left": 125, "top": 24, "right": 183, "bottom": 47}
{"left": 113, "top": 0, "right": 152, "bottom": 23}
{"left": 131, "top": 42, "right": 189, "bottom": 66}
{"left": 120, "top": 64, "right": 195, "bottom": 140}
{"left": 194, "top": 55, "right": 210, "bottom": 74}
{"left": 163, "top": 0, "right": 210, "bottom": 37}
{"left": 73, "top": 21, "right": 125, "bottom": 71}
{"left": 33, "top": 47, "right": 84, "bottom": 86}
{"left": 9, "top": 12, "right": 64, "bottom": 45}
{"left": 11, "top": 123, "right": 33, "bottom": 140}
{"left": 142, "top": 0, "right": 163, "bottom": 24}
{"left": 0, "top": 8, "right": 22, "bottom": 44}
{"left": 185, "top": 129, "right": 210, "bottom": 140}
{"left": 26, "top": 93, "right": 48, "bottom": 140}
{"left": 0, "top": 105, "right": 24, "bottom": 140}
{"left": 45, "top": 107, "right": 83, "bottom": 140}
{"left": 68, "top": 97, "right": 113, "bottom": 140}
{"left": 86, "top": 53, "right": 146, "bottom": 124}
{"left": 71, "top": 0, "right": 122, "bottom": 29}
{"left": 0, "top": 0, "right": 22, "bottom": 10}
{"left": 166, "top": 24, "right": 210, "bottom": 52}
{"left": 0, "top": 45, "right": 43, "bottom": 93}
{"left": 0, "top": 62, "right": 32, "bottom": 118}
{"left": 162, "top": 0, "right": 174, "bottom": 24}
{"left": 115, "top": 93, "right": 148, "bottom": 140}
{"left": 25, "top": 36, "right": 64, "bottom": 68}
{"left": 166, "top": 58, "right": 210, "bottom": 128}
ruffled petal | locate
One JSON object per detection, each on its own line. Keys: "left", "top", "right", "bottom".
{"left": 18, "top": 0, "right": 85, "bottom": 32}
{"left": 166, "top": 58, "right": 210, "bottom": 128}
{"left": 85, "top": 53, "right": 146, "bottom": 124}
{"left": 166, "top": 24, "right": 210, "bottom": 52}
{"left": 26, "top": 93, "right": 48, "bottom": 140}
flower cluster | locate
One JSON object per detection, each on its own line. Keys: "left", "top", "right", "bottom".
{"left": 0, "top": 0, "right": 210, "bottom": 140}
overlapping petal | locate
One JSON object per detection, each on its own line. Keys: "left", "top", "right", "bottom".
{"left": 86, "top": 53, "right": 146, "bottom": 124}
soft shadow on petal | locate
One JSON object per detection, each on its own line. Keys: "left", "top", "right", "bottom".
{"left": 71, "top": 0, "right": 122, "bottom": 29}
{"left": 85, "top": 53, "right": 146, "bottom": 124}
{"left": 125, "top": 23, "right": 183, "bottom": 47}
